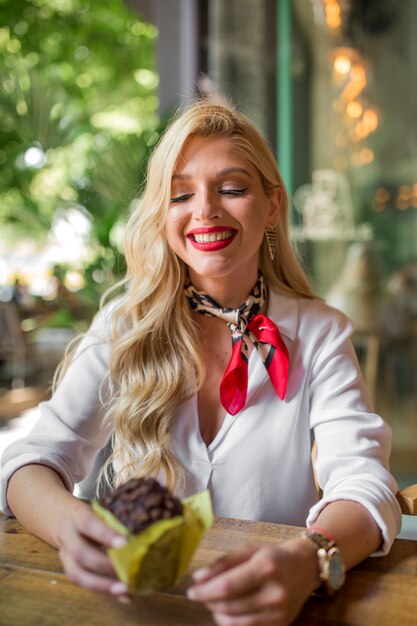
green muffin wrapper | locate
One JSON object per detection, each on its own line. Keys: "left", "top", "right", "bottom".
{"left": 92, "top": 489, "right": 213, "bottom": 594}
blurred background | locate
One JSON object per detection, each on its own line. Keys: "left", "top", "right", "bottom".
{"left": 1, "top": 0, "right": 416, "bottom": 530}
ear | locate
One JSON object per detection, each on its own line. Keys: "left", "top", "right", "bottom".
{"left": 267, "top": 187, "right": 282, "bottom": 225}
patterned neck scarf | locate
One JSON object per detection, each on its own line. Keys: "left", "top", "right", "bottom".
{"left": 184, "top": 273, "right": 289, "bottom": 415}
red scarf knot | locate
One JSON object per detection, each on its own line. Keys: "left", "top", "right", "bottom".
{"left": 185, "top": 273, "right": 289, "bottom": 415}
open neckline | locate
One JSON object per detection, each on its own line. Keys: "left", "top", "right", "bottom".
{"left": 196, "top": 294, "right": 274, "bottom": 450}
{"left": 195, "top": 345, "right": 265, "bottom": 451}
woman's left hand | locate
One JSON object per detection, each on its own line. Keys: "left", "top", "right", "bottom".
{"left": 187, "top": 539, "right": 319, "bottom": 626}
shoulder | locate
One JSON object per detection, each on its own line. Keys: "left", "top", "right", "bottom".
{"left": 269, "top": 290, "right": 354, "bottom": 343}
{"left": 73, "top": 295, "right": 127, "bottom": 355}
{"left": 298, "top": 296, "right": 352, "bottom": 331}
{"left": 90, "top": 295, "right": 127, "bottom": 334}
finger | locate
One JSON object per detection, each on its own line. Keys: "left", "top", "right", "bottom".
{"left": 61, "top": 550, "right": 129, "bottom": 596}
{"left": 206, "top": 583, "right": 286, "bottom": 616}
{"left": 59, "top": 535, "right": 116, "bottom": 577}
{"left": 117, "top": 595, "right": 132, "bottom": 605}
{"left": 188, "top": 554, "right": 270, "bottom": 602}
{"left": 74, "top": 508, "right": 127, "bottom": 549}
{"left": 60, "top": 514, "right": 118, "bottom": 576}
{"left": 192, "top": 546, "right": 258, "bottom": 583}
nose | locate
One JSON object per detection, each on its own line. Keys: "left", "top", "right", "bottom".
{"left": 195, "top": 189, "right": 220, "bottom": 221}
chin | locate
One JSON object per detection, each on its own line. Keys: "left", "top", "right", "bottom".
{"left": 189, "top": 265, "right": 233, "bottom": 282}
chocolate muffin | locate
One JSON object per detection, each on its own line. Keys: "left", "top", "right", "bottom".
{"left": 99, "top": 477, "right": 183, "bottom": 534}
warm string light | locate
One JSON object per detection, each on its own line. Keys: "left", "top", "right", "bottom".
{"left": 346, "top": 100, "right": 363, "bottom": 118}
{"left": 320, "top": 0, "right": 381, "bottom": 172}
{"left": 333, "top": 53, "right": 351, "bottom": 75}
{"left": 323, "top": 0, "right": 342, "bottom": 30}
{"left": 371, "top": 185, "right": 417, "bottom": 212}
{"left": 330, "top": 45, "right": 379, "bottom": 170}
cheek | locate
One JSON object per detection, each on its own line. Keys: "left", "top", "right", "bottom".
{"left": 239, "top": 203, "right": 267, "bottom": 232}
{"left": 167, "top": 205, "right": 191, "bottom": 226}
{"left": 168, "top": 205, "right": 188, "bottom": 220}
{"left": 165, "top": 211, "right": 187, "bottom": 249}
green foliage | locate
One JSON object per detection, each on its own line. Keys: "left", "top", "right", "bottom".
{"left": 0, "top": 0, "right": 161, "bottom": 315}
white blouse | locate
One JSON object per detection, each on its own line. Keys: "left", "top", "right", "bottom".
{"left": 0, "top": 291, "right": 402, "bottom": 554}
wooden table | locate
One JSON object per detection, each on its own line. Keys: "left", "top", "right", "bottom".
{"left": 1, "top": 513, "right": 417, "bottom": 626}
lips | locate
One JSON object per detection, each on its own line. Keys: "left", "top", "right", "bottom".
{"left": 187, "top": 227, "right": 237, "bottom": 251}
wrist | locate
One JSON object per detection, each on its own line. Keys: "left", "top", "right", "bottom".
{"left": 299, "top": 529, "right": 346, "bottom": 595}
{"left": 308, "top": 525, "right": 336, "bottom": 544}
{"left": 283, "top": 537, "right": 324, "bottom": 594}
{"left": 52, "top": 495, "right": 90, "bottom": 548}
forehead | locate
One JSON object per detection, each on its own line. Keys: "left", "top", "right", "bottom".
{"left": 173, "top": 135, "right": 254, "bottom": 175}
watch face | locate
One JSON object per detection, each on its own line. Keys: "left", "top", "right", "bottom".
{"left": 328, "top": 548, "right": 346, "bottom": 591}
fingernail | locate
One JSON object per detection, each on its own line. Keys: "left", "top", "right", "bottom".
{"left": 117, "top": 595, "right": 131, "bottom": 605}
{"left": 112, "top": 536, "right": 128, "bottom": 548}
{"left": 187, "top": 588, "right": 197, "bottom": 600}
{"left": 192, "top": 567, "right": 210, "bottom": 581}
{"left": 110, "top": 582, "right": 129, "bottom": 595}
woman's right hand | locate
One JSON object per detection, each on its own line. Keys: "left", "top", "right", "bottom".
{"left": 56, "top": 499, "right": 130, "bottom": 601}
{"left": 7, "top": 464, "right": 129, "bottom": 600}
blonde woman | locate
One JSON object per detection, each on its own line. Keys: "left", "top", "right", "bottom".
{"left": 1, "top": 100, "right": 401, "bottom": 626}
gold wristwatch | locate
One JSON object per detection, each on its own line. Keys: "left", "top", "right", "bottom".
{"left": 299, "top": 529, "right": 346, "bottom": 595}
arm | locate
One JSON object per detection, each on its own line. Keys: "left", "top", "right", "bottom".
{"left": 7, "top": 464, "right": 129, "bottom": 598}
{"left": 307, "top": 309, "right": 401, "bottom": 555}
{"left": 7, "top": 463, "right": 84, "bottom": 548}
{"left": 312, "top": 499, "right": 381, "bottom": 568}
{"left": 1, "top": 306, "right": 130, "bottom": 599}
{"left": 187, "top": 500, "right": 380, "bottom": 626}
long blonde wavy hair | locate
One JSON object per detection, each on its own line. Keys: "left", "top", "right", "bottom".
{"left": 70, "top": 99, "right": 316, "bottom": 493}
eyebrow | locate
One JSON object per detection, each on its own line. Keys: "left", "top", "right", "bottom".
{"left": 172, "top": 167, "right": 252, "bottom": 181}
{"left": 216, "top": 167, "right": 252, "bottom": 178}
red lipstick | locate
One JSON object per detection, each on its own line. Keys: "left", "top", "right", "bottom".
{"left": 187, "top": 227, "right": 237, "bottom": 251}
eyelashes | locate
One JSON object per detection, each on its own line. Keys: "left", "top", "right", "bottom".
{"left": 221, "top": 188, "right": 248, "bottom": 196}
{"left": 170, "top": 188, "right": 248, "bottom": 203}
{"left": 170, "top": 193, "right": 194, "bottom": 203}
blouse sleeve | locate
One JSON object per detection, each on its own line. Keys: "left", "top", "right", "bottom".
{"left": 0, "top": 307, "right": 114, "bottom": 516}
{"left": 305, "top": 309, "right": 402, "bottom": 555}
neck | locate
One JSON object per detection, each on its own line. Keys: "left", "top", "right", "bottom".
{"left": 188, "top": 270, "right": 259, "bottom": 308}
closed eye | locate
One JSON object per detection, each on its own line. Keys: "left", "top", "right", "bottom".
{"left": 170, "top": 193, "right": 194, "bottom": 203}
{"left": 220, "top": 188, "right": 248, "bottom": 196}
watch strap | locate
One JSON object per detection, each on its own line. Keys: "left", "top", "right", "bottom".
{"left": 300, "top": 528, "right": 335, "bottom": 551}
{"left": 299, "top": 528, "right": 345, "bottom": 595}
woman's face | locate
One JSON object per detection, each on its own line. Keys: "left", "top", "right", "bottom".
{"left": 165, "top": 135, "right": 280, "bottom": 299}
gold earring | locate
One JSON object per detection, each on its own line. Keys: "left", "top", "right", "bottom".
{"left": 265, "top": 226, "right": 277, "bottom": 260}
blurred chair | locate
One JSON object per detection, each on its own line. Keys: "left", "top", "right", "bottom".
{"left": 352, "top": 331, "right": 380, "bottom": 406}
{"left": 397, "top": 485, "right": 417, "bottom": 515}
{"left": 0, "top": 301, "right": 26, "bottom": 388}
